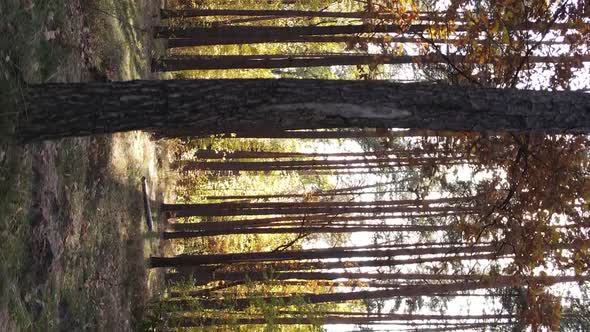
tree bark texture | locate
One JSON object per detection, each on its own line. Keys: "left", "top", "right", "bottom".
{"left": 153, "top": 54, "right": 589, "bottom": 72}
{"left": 167, "top": 275, "right": 583, "bottom": 310}
{"left": 153, "top": 128, "right": 445, "bottom": 139}
{"left": 20, "top": 79, "right": 590, "bottom": 141}
{"left": 153, "top": 23, "right": 570, "bottom": 39}
{"left": 148, "top": 244, "right": 499, "bottom": 267}
{"left": 153, "top": 24, "right": 432, "bottom": 39}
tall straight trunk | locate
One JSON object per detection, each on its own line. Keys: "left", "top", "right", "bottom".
{"left": 167, "top": 275, "right": 585, "bottom": 310}
{"left": 171, "top": 270, "right": 504, "bottom": 283}
{"left": 193, "top": 148, "right": 453, "bottom": 160}
{"left": 172, "top": 316, "right": 511, "bottom": 327}
{"left": 159, "top": 9, "right": 457, "bottom": 20}
{"left": 169, "top": 215, "right": 584, "bottom": 232}
{"left": 165, "top": 205, "right": 476, "bottom": 217}
{"left": 153, "top": 24, "right": 432, "bottom": 39}
{"left": 162, "top": 198, "right": 478, "bottom": 217}
{"left": 148, "top": 243, "right": 499, "bottom": 267}
{"left": 162, "top": 223, "right": 461, "bottom": 238}
{"left": 174, "top": 157, "right": 469, "bottom": 171}
{"left": 252, "top": 170, "right": 406, "bottom": 176}
{"left": 153, "top": 54, "right": 436, "bottom": 71}
{"left": 153, "top": 22, "right": 570, "bottom": 39}
{"left": 165, "top": 252, "right": 512, "bottom": 282}
{"left": 204, "top": 189, "right": 413, "bottom": 201}
{"left": 154, "top": 128, "right": 448, "bottom": 140}
{"left": 321, "top": 180, "right": 406, "bottom": 194}
{"left": 169, "top": 281, "right": 245, "bottom": 298}
{"left": 164, "top": 196, "right": 474, "bottom": 210}
{"left": 159, "top": 9, "right": 562, "bottom": 34}
{"left": 167, "top": 212, "right": 461, "bottom": 230}
{"left": 173, "top": 316, "right": 508, "bottom": 327}
{"left": 20, "top": 80, "right": 590, "bottom": 141}
{"left": 166, "top": 34, "right": 566, "bottom": 48}
{"left": 271, "top": 280, "right": 403, "bottom": 289}
{"left": 216, "top": 170, "right": 446, "bottom": 177}
{"left": 166, "top": 35, "right": 398, "bottom": 48}
{"left": 153, "top": 54, "right": 589, "bottom": 72}
{"left": 179, "top": 162, "right": 464, "bottom": 173}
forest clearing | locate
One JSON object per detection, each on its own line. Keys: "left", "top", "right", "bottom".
{"left": 1, "top": 0, "right": 590, "bottom": 331}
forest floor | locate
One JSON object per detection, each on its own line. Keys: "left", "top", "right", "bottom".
{"left": 0, "top": 0, "right": 171, "bottom": 330}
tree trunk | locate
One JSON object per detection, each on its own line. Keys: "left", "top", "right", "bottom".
{"left": 204, "top": 189, "right": 415, "bottom": 200}
{"left": 167, "top": 212, "right": 461, "bottom": 230}
{"left": 193, "top": 148, "right": 454, "bottom": 160}
{"left": 153, "top": 23, "right": 570, "bottom": 39}
{"left": 153, "top": 54, "right": 589, "bottom": 72}
{"left": 167, "top": 275, "right": 584, "bottom": 310}
{"left": 20, "top": 80, "right": 590, "bottom": 141}
{"left": 154, "top": 128, "right": 448, "bottom": 139}
{"left": 165, "top": 196, "right": 474, "bottom": 210}
{"left": 165, "top": 252, "right": 512, "bottom": 282}
{"left": 172, "top": 270, "right": 503, "bottom": 283}
{"left": 159, "top": 9, "right": 445, "bottom": 20}
{"left": 166, "top": 34, "right": 566, "bottom": 48}
{"left": 153, "top": 54, "right": 434, "bottom": 71}
{"left": 153, "top": 24, "right": 431, "bottom": 39}
{"left": 161, "top": 223, "right": 460, "bottom": 238}
{"left": 174, "top": 157, "right": 469, "bottom": 171}
{"left": 165, "top": 35, "right": 394, "bottom": 48}
{"left": 162, "top": 202, "right": 477, "bottom": 218}
{"left": 148, "top": 244, "right": 499, "bottom": 267}
{"left": 172, "top": 315, "right": 511, "bottom": 327}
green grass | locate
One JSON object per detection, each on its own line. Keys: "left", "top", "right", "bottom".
{"left": 0, "top": 140, "right": 33, "bottom": 329}
{"left": 0, "top": 0, "right": 166, "bottom": 330}
{"left": 0, "top": 0, "right": 53, "bottom": 328}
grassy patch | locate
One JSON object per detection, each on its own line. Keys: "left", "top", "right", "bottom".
{"left": 0, "top": 0, "right": 165, "bottom": 330}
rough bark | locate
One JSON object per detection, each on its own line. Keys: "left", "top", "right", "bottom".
{"left": 159, "top": 9, "right": 442, "bottom": 20}
{"left": 153, "top": 23, "right": 571, "bottom": 39}
{"left": 20, "top": 80, "right": 590, "bottom": 141}
{"left": 153, "top": 54, "right": 589, "bottom": 72}
{"left": 204, "top": 189, "right": 415, "bottom": 200}
{"left": 165, "top": 35, "right": 394, "bottom": 48}
{"left": 162, "top": 201, "right": 477, "bottom": 218}
{"left": 171, "top": 270, "right": 501, "bottom": 283}
{"left": 165, "top": 252, "right": 512, "bottom": 281}
{"left": 161, "top": 224, "right": 460, "bottom": 238}
{"left": 174, "top": 157, "right": 468, "bottom": 171}
{"left": 154, "top": 128, "right": 447, "bottom": 139}
{"left": 166, "top": 34, "right": 566, "bottom": 48}
{"left": 153, "top": 54, "right": 434, "bottom": 71}
{"left": 149, "top": 244, "right": 499, "bottom": 267}
{"left": 167, "top": 212, "right": 460, "bottom": 230}
{"left": 172, "top": 316, "right": 510, "bottom": 327}
{"left": 193, "top": 148, "right": 448, "bottom": 159}
{"left": 153, "top": 24, "right": 432, "bottom": 39}
{"left": 167, "top": 275, "right": 584, "bottom": 310}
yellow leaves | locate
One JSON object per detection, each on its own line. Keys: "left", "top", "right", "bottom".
{"left": 490, "top": 21, "right": 500, "bottom": 34}
{"left": 477, "top": 52, "right": 487, "bottom": 65}
{"left": 302, "top": 192, "right": 319, "bottom": 202}
{"left": 547, "top": 228, "right": 561, "bottom": 244}
{"left": 478, "top": 14, "right": 489, "bottom": 26}
{"left": 501, "top": 27, "right": 511, "bottom": 44}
